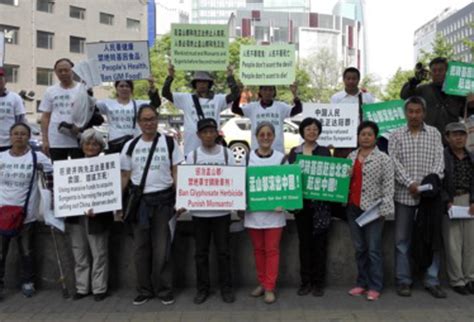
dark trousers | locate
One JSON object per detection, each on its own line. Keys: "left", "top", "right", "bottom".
{"left": 0, "top": 223, "right": 35, "bottom": 288}
{"left": 49, "top": 148, "right": 83, "bottom": 162}
{"left": 133, "top": 204, "right": 174, "bottom": 298}
{"left": 192, "top": 215, "right": 232, "bottom": 293}
{"left": 294, "top": 206, "right": 329, "bottom": 288}
{"left": 346, "top": 204, "right": 385, "bottom": 292}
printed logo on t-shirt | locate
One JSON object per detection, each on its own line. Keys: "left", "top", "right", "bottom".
{"left": 133, "top": 146, "right": 169, "bottom": 171}
{"left": 0, "top": 101, "right": 13, "bottom": 120}
{"left": 190, "top": 103, "right": 217, "bottom": 121}
{"left": 110, "top": 108, "right": 134, "bottom": 130}
{"left": 255, "top": 112, "right": 281, "bottom": 128}
{"left": 0, "top": 162, "right": 33, "bottom": 188}
{"left": 53, "top": 94, "right": 73, "bottom": 116}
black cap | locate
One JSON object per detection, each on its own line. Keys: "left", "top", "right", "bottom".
{"left": 197, "top": 118, "right": 218, "bottom": 131}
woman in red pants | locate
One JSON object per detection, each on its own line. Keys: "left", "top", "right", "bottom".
{"left": 244, "top": 121, "right": 287, "bottom": 304}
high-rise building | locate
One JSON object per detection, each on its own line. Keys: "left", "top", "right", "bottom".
{"left": 155, "top": 0, "right": 190, "bottom": 36}
{"left": 0, "top": 0, "right": 149, "bottom": 117}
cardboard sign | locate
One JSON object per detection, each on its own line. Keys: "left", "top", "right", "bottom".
{"left": 171, "top": 24, "right": 229, "bottom": 71}
{"left": 301, "top": 103, "right": 359, "bottom": 148}
{"left": 362, "top": 100, "right": 406, "bottom": 136}
{"left": 53, "top": 154, "right": 122, "bottom": 217}
{"left": 443, "top": 61, "right": 474, "bottom": 96}
{"left": 86, "top": 40, "right": 150, "bottom": 82}
{"left": 239, "top": 44, "right": 296, "bottom": 85}
{"left": 176, "top": 165, "right": 246, "bottom": 210}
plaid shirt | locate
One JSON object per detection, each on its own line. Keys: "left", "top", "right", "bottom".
{"left": 388, "top": 124, "right": 444, "bottom": 206}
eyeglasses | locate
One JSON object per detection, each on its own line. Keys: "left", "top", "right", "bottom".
{"left": 139, "top": 117, "right": 158, "bottom": 123}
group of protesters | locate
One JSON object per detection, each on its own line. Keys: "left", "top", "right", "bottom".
{"left": 0, "top": 54, "right": 473, "bottom": 307}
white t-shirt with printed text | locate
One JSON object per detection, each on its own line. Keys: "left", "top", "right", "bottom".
{"left": 39, "top": 83, "right": 81, "bottom": 148}
{"left": 0, "top": 91, "right": 26, "bottom": 147}
{"left": 186, "top": 145, "right": 237, "bottom": 218}
{"left": 120, "top": 134, "right": 184, "bottom": 194}
{"left": 330, "top": 90, "right": 375, "bottom": 105}
{"left": 244, "top": 149, "right": 287, "bottom": 229}
{"left": 0, "top": 150, "right": 53, "bottom": 223}
{"left": 96, "top": 99, "right": 148, "bottom": 141}
{"left": 241, "top": 101, "right": 292, "bottom": 154}
{"left": 172, "top": 93, "right": 228, "bottom": 155}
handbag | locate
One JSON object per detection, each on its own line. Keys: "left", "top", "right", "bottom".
{"left": 0, "top": 150, "right": 37, "bottom": 237}
{"left": 123, "top": 134, "right": 159, "bottom": 222}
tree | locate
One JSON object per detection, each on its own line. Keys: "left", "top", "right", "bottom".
{"left": 418, "top": 32, "right": 455, "bottom": 65}
{"left": 360, "top": 74, "right": 383, "bottom": 100}
{"left": 300, "top": 48, "right": 343, "bottom": 103}
{"left": 383, "top": 68, "right": 414, "bottom": 101}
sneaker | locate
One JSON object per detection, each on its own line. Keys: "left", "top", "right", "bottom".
{"left": 193, "top": 290, "right": 209, "bottom": 305}
{"left": 133, "top": 294, "right": 152, "bottom": 306}
{"left": 21, "top": 283, "right": 35, "bottom": 298}
{"left": 425, "top": 285, "right": 447, "bottom": 299}
{"left": 221, "top": 290, "right": 235, "bottom": 303}
{"left": 297, "top": 284, "right": 312, "bottom": 296}
{"left": 312, "top": 286, "right": 324, "bottom": 297}
{"left": 263, "top": 290, "right": 276, "bottom": 304}
{"left": 366, "top": 290, "right": 380, "bottom": 301}
{"left": 452, "top": 285, "right": 469, "bottom": 295}
{"left": 250, "top": 285, "right": 264, "bottom": 297}
{"left": 466, "top": 282, "right": 474, "bottom": 294}
{"left": 160, "top": 293, "right": 175, "bottom": 305}
{"left": 94, "top": 293, "right": 107, "bottom": 302}
{"left": 397, "top": 284, "right": 411, "bottom": 297}
{"left": 348, "top": 287, "right": 366, "bottom": 297}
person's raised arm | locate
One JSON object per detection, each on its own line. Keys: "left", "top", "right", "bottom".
{"left": 162, "top": 64, "right": 175, "bottom": 103}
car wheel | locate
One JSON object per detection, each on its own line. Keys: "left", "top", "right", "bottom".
{"left": 229, "top": 142, "right": 249, "bottom": 164}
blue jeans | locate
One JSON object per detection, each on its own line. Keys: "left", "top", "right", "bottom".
{"left": 394, "top": 202, "right": 440, "bottom": 286}
{"left": 347, "top": 204, "right": 385, "bottom": 292}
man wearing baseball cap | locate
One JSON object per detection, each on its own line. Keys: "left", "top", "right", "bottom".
{"left": 162, "top": 65, "right": 240, "bottom": 156}
{"left": 442, "top": 122, "right": 474, "bottom": 295}
{"left": 0, "top": 67, "right": 26, "bottom": 152}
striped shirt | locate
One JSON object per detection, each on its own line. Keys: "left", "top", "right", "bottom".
{"left": 388, "top": 124, "right": 444, "bottom": 206}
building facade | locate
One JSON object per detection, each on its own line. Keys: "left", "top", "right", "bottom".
{"left": 0, "top": 0, "right": 148, "bottom": 117}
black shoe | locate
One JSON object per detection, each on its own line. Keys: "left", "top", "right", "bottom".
{"left": 467, "top": 282, "right": 474, "bottom": 294}
{"left": 221, "top": 290, "right": 235, "bottom": 303}
{"left": 160, "top": 293, "right": 175, "bottom": 305}
{"left": 312, "top": 286, "right": 324, "bottom": 297}
{"left": 193, "top": 291, "right": 209, "bottom": 305}
{"left": 452, "top": 285, "right": 469, "bottom": 295}
{"left": 73, "top": 292, "right": 89, "bottom": 301}
{"left": 94, "top": 293, "right": 107, "bottom": 301}
{"left": 297, "top": 284, "right": 312, "bottom": 296}
{"left": 425, "top": 285, "right": 447, "bottom": 299}
{"left": 397, "top": 284, "right": 411, "bottom": 297}
{"left": 133, "top": 294, "right": 152, "bottom": 305}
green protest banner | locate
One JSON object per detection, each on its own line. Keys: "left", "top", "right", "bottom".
{"left": 247, "top": 165, "right": 303, "bottom": 212}
{"left": 362, "top": 100, "right": 406, "bottom": 136}
{"left": 296, "top": 155, "right": 351, "bottom": 203}
{"left": 443, "top": 61, "right": 474, "bottom": 96}
{"left": 239, "top": 44, "right": 295, "bottom": 85}
{"left": 171, "top": 23, "right": 228, "bottom": 71}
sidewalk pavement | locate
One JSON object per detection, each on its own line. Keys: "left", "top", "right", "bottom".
{"left": 0, "top": 286, "right": 473, "bottom": 322}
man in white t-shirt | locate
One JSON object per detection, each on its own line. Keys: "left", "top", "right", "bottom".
{"left": 184, "top": 118, "right": 237, "bottom": 305}
{"left": 0, "top": 67, "right": 26, "bottom": 152}
{"left": 232, "top": 84, "right": 301, "bottom": 154}
{"left": 39, "top": 58, "right": 83, "bottom": 161}
{"left": 331, "top": 67, "right": 376, "bottom": 158}
{"left": 162, "top": 65, "right": 240, "bottom": 156}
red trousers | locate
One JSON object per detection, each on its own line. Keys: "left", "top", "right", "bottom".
{"left": 247, "top": 227, "right": 283, "bottom": 291}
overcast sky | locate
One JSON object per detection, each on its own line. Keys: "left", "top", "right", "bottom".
{"left": 313, "top": 0, "right": 472, "bottom": 83}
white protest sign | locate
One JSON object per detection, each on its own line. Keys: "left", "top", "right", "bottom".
{"left": 86, "top": 40, "right": 150, "bottom": 83}
{"left": 0, "top": 31, "right": 4, "bottom": 67}
{"left": 53, "top": 154, "right": 122, "bottom": 217}
{"left": 302, "top": 103, "right": 358, "bottom": 148}
{"left": 73, "top": 59, "right": 102, "bottom": 88}
{"left": 176, "top": 165, "right": 246, "bottom": 210}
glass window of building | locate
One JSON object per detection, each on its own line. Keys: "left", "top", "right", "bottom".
{"left": 36, "top": 68, "right": 54, "bottom": 86}
{"left": 3, "top": 65, "right": 19, "bottom": 83}
{"left": 70, "top": 36, "right": 85, "bottom": 53}
{"left": 126, "top": 18, "right": 140, "bottom": 31}
{"left": 0, "top": 25, "right": 19, "bottom": 44}
{"left": 36, "top": 31, "right": 54, "bottom": 49}
{"left": 100, "top": 12, "right": 114, "bottom": 25}
{"left": 70, "top": 6, "right": 85, "bottom": 20}
{"left": 37, "top": 0, "right": 54, "bottom": 13}
{"left": 0, "top": 0, "right": 17, "bottom": 5}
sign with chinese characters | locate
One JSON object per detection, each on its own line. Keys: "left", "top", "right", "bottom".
{"left": 86, "top": 40, "right": 151, "bottom": 83}
{"left": 53, "top": 154, "right": 122, "bottom": 217}
{"left": 296, "top": 155, "right": 351, "bottom": 203}
{"left": 171, "top": 24, "right": 229, "bottom": 71}
{"left": 239, "top": 44, "right": 296, "bottom": 85}
{"left": 0, "top": 31, "right": 4, "bottom": 67}
{"left": 362, "top": 100, "right": 406, "bottom": 136}
{"left": 301, "top": 103, "right": 358, "bottom": 148}
{"left": 176, "top": 165, "right": 246, "bottom": 210}
{"left": 247, "top": 165, "right": 303, "bottom": 212}
{"left": 443, "top": 61, "right": 474, "bottom": 96}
